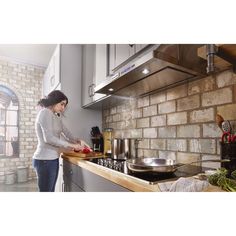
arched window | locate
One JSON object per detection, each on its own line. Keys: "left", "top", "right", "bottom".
{"left": 0, "top": 85, "right": 19, "bottom": 158}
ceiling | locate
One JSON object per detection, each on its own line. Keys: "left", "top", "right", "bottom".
{"left": 0, "top": 44, "right": 57, "bottom": 67}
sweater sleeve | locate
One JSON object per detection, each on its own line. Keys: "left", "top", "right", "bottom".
{"left": 61, "top": 121, "right": 78, "bottom": 143}
{"left": 38, "top": 109, "right": 72, "bottom": 149}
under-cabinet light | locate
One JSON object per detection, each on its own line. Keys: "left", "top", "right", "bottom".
{"left": 142, "top": 68, "right": 150, "bottom": 75}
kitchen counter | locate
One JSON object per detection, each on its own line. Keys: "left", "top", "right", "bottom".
{"left": 61, "top": 155, "right": 223, "bottom": 192}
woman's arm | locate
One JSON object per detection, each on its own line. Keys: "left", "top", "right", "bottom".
{"left": 61, "top": 121, "right": 78, "bottom": 143}
{"left": 38, "top": 109, "right": 75, "bottom": 149}
{"left": 61, "top": 121, "right": 92, "bottom": 151}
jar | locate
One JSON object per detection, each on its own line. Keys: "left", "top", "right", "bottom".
{"left": 103, "top": 128, "right": 113, "bottom": 156}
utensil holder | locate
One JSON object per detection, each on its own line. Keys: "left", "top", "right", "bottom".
{"left": 220, "top": 142, "right": 236, "bottom": 174}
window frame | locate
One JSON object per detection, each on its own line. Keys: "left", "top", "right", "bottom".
{"left": 0, "top": 85, "right": 19, "bottom": 159}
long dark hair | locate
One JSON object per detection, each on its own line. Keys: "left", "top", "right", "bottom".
{"left": 38, "top": 90, "right": 68, "bottom": 108}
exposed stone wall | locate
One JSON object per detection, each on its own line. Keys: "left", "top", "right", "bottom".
{"left": 0, "top": 58, "right": 44, "bottom": 183}
{"left": 102, "top": 69, "right": 236, "bottom": 169}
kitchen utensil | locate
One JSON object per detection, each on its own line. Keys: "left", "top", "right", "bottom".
{"left": 215, "top": 114, "right": 224, "bottom": 130}
{"left": 126, "top": 157, "right": 230, "bottom": 174}
{"left": 220, "top": 141, "right": 236, "bottom": 174}
{"left": 112, "top": 138, "right": 131, "bottom": 160}
{"left": 221, "top": 120, "right": 232, "bottom": 133}
{"left": 221, "top": 132, "right": 236, "bottom": 143}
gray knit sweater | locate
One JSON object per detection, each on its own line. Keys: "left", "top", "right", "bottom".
{"left": 33, "top": 108, "right": 77, "bottom": 160}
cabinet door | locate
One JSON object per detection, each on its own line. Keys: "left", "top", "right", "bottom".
{"left": 77, "top": 165, "right": 130, "bottom": 192}
{"left": 55, "top": 158, "right": 63, "bottom": 192}
{"left": 108, "top": 44, "right": 142, "bottom": 74}
{"left": 64, "top": 176, "right": 84, "bottom": 192}
{"left": 115, "top": 44, "right": 131, "bottom": 68}
{"left": 43, "top": 66, "right": 50, "bottom": 96}
{"left": 93, "top": 44, "right": 107, "bottom": 101}
{"left": 43, "top": 45, "right": 60, "bottom": 96}
{"left": 109, "top": 44, "right": 116, "bottom": 74}
{"left": 95, "top": 44, "right": 107, "bottom": 84}
{"left": 82, "top": 44, "right": 95, "bottom": 106}
{"left": 53, "top": 45, "right": 60, "bottom": 88}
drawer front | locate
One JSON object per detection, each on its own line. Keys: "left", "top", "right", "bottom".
{"left": 64, "top": 176, "right": 84, "bottom": 192}
{"left": 63, "top": 160, "right": 80, "bottom": 185}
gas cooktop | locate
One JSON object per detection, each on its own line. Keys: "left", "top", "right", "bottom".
{"left": 89, "top": 158, "right": 209, "bottom": 185}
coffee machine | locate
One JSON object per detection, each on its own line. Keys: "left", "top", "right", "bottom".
{"left": 90, "top": 126, "right": 104, "bottom": 152}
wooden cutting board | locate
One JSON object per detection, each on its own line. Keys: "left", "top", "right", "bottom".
{"left": 62, "top": 151, "right": 103, "bottom": 159}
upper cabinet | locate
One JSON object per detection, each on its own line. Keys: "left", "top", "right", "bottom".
{"left": 81, "top": 44, "right": 107, "bottom": 107}
{"left": 108, "top": 44, "right": 149, "bottom": 75}
{"left": 114, "top": 44, "right": 135, "bottom": 67}
{"left": 43, "top": 45, "right": 60, "bottom": 96}
{"left": 82, "top": 44, "right": 95, "bottom": 106}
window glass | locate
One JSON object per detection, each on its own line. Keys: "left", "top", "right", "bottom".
{"left": 0, "top": 85, "right": 19, "bottom": 158}
{"left": 0, "top": 109, "right": 6, "bottom": 125}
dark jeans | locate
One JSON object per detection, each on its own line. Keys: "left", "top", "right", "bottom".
{"left": 33, "top": 159, "right": 59, "bottom": 192}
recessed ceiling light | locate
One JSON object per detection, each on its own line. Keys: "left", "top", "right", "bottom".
{"left": 108, "top": 88, "right": 114, "bottom": 92}
{"left": 142, "top": 68, "right": 150, "bottom": 74}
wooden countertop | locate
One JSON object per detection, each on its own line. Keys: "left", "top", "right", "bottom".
{"left": 61, "top": 155, "right": 223, "bottom": 192}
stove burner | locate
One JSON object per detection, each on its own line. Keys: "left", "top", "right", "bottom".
{"left": 96, "top": 158, "right": 128, "bottom": 173}
{"left": 89, "top": 158, "right": 209, "bottom": 184}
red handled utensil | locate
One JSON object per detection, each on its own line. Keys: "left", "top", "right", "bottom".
{"left": 221, "top": 132, "right": 236, "bottom": 143}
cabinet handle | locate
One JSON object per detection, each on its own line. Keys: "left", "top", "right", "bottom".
{"left": 91, "top": 83, "right": 95, "bottom": 96}
{"left": 70, "top": 169, "right": 73, "bottom": 175}
{"left": 88, "top": 85, "right": 92, "bottom": 97}
{"left": 50, "top": 75, "right": 55, "bottom": 87}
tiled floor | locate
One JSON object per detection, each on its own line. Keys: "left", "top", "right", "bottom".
{"left": 0, "top": 179, "right": 38, "bottom": 192}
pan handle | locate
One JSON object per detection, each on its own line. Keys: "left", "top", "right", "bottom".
{"left": 176, "top": 159, "right": 230, "bottom": 170}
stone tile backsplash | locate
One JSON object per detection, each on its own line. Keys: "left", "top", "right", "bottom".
{"left": 102, "top": 69, "right": 236, "bottom": 168}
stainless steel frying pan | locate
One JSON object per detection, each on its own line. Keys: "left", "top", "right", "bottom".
{"left": 126, "top": 157, "right": 230, "bottom": 173}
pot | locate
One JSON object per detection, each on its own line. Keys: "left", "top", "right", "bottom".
{"left": 112, "top": 138, "right": 131, "bottom": 160}
{"left": 126, "top": 157, "right": 230, "bottom": 174}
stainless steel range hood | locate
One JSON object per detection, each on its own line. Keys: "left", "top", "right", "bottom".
{"left": 95, "top": 44, "right": 207, "bottom": 97}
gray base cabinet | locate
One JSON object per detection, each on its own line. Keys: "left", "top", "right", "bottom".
{"left": 64, "top": 176, "right": 84, "bottom": 192}
{"left": 63, "top": 160, "right": 131, "bottom": 192}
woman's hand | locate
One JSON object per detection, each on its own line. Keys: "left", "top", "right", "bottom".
{"left": 77, "top": 139, "right": 93, "bottom": 152}
{"left": 71, "top": 143, "right": 83, "bottom": 152}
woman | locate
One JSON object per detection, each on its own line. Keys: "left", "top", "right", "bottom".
{"left": 33, "top": 90, "right": 91, "bottom": 192}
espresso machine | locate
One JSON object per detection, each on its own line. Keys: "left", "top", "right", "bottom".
{"left": 90, "top": 126, "right": 104, "bottom": 152}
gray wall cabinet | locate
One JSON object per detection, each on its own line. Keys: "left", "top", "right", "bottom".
{"left": 108, "top": 44, "right": 149, "bottom": 74}
{"left": 82, "top": 44, "right": 107, "bottom": 107}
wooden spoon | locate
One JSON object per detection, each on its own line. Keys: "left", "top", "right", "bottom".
{"left": 215, "top": 114, "right": 224, "bottom": 131}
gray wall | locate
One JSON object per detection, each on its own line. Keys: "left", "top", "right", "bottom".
{"left": 60, "top": 45, "right": 102, "bottom": 145}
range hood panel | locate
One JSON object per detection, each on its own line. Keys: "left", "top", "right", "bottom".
{"left": 114, "top": 67, "right": 195, "bottom": 97}
{"left": 95, "top": 44, "right": 207, "bottom": 97}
